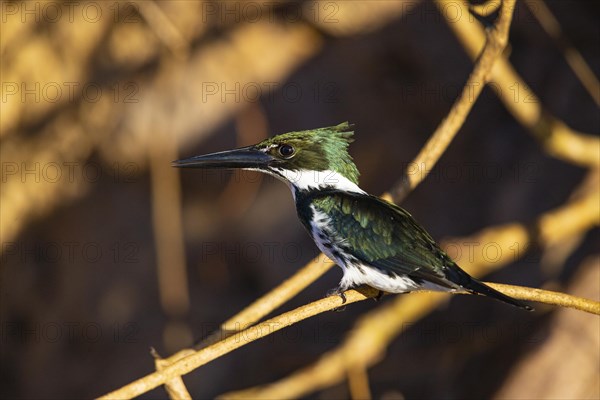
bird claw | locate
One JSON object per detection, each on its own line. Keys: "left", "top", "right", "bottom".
{"left": 326, "top": 287, "right": 348, "bottom": 311}
{"left": 333, "top": 305, "right": 346, "bottom": 312}
{"left": 327, "top": 288, "right": 347, "bottom": 304}
{"left": 374, "top": 290, "right": 385, "bottom": 301}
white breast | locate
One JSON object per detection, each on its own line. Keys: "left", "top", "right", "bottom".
{"left": 309, "top": 206, "right": 421, "bottom": 294}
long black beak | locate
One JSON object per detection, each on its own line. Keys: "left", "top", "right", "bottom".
{"left": 172, "top": 146, "right": 275, "bottom": 169}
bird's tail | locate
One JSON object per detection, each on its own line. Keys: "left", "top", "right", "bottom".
{"left": 446, "top": 267, "right": 534, "bottom": 311}
{"left": 465, "top": 278, "right": 533, "bottom": 311}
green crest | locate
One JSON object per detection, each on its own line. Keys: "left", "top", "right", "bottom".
{"left": 258, "top": 122, "right": 360, "bottom": 184}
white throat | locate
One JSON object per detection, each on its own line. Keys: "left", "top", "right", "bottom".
{"left": 268, "top": 168, "right": 365, "bottom": 199}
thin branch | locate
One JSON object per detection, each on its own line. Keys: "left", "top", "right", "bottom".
{"left": 97, "top": 287, "right": 377, "bottom": 400}
{"left": 97, "top": 181, "right": 599, "bottom": 400}
{"left": 469, "top": 0, "right": 501, "bottom": 17}
{"left": 229, "top": 286, "right": 596, "bottom": 400}
{"left": 157, "top": 190, "right": 386, "bottom": 367}
{"left": 149, "top": 124, "right": 192, "bottom": 400}
{"left": 190, "top": 196, "right": 393, "bottom": 354}
{"left": 220, "top": 186, "right": 599, "bottom": 399}
{"left": 152, "top": 349, "right": 192, "bottom": 400}
{"left": 537, "top": 188, "right": 600, "bottom": 244}
{"left": 98, "top": 281, "right": 599, "bottom": 400}
{"left": 392, "top": 0, "right": 517, "bottom": 202}
{"left": 442, "top": 0, "right": 600, "bottom": 168}
{"left": 220, "top": 283, "right": 599, "bottom": 400}
{"left": 157, "top": 203, "right": 389, "bottom": 367}
{"left": 217, "top": 104, "right": 268, "bottom": 219}
{"left": 135, "top": 0, "right": 189, "bottom": 60}
{"left": 155, "top": 253, "right": 333, "bottom": 397}
{"left": 487, "top": 283, "right": 600, "bottom": 315}
{"left": 149, "top": 129, "right": 190, "bottom": 318}
{"left": 347, "top": 365, "right": 373, "bottom": 400}
{"left": 96, "top": 2, "right": 598, "bottom": 397}
{"left": 524, "top": 0, "right": 600, "bottom": 106}
{"left": 185, "top": 0, "right": 516, "bottom": 350}
{"left": 196, "top": 256, "right": 334, "bottom": 349}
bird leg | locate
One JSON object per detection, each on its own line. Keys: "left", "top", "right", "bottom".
{"left": 328, "top": 285, "right": 386, "bottom": 304}
{"left": 327, "top": 287, "right": 348, "bottom": 304}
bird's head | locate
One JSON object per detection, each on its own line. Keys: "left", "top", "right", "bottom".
{"left": 173, "top": 122, "right": 362, "bottom": 194}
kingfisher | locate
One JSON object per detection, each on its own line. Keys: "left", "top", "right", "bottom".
{"left": 173, "top": 122, "right": 532, "bottom": 311}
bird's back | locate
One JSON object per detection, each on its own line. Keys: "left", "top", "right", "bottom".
{"left": 295, "top": 190, "right": 532, "bottom": 310}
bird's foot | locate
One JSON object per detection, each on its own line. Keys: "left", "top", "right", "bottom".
{"left": 327, "top": 287, "right": 349, "bottom": 311}
{"left": 326, "top": 287, "right": 348, "bottom": 303}
{"left": 374, "top": 290, "right": 385, "bottom": 302}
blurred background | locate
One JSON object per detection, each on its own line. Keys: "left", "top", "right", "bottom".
{"left": 1, "top": 0, "right": 598, "bottom": 398}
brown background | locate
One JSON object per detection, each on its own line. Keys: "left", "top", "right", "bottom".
{"left": 1, "top": 1, "right": 598, "bottom": 399}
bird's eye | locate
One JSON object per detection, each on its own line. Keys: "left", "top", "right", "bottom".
{"left": 278, "top": 144, "right": 295, "bottom": 158}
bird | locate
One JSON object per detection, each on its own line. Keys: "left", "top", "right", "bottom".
{"left": 173, "top": 122, "right": 532, "bottom": 311}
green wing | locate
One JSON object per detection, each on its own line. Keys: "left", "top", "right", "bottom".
{"left": 311, "top": 191, "right": 459, "bottom": 288}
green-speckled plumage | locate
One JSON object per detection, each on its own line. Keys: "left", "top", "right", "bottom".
{"left": 298, "top": 191, "right": 458, "bottom": 289}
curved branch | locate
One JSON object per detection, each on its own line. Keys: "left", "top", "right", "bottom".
{"left": 98, "top": 281, "right": 599, "bottom": 400}
{"left": 157, "top": 0, "right": 518, "bottom": 367}
{"left": 99, "top": 179, "right": 600, "bottom": 399}
{"left": 152, "top": 257, "right": 335, "bottom": 397}
{"left": 442, "top": 0, "right": 600, "bottom": 168}
{"left": 524, "top": 0, "right": 600, "bottom": 107}
{"left": 218, "top": 185, "right": 599, "bottom": 399}
{"left": 96, "top": 1, "right": 599, "bottom": 397}
{"left": 196, "top": 256, "right": 335, "bottom": 349}
{"left": 392, "top": 0, "right": 517, "bottom": 202}
{"left": 486, "top": 283, "right": 600, "bottom": 315}
{"left": 99, "top": 140, "right": 598, "bottom": 400}
{"left": 220, "top": 282, "right": 599, "bottom": 400}
{"left": 97, "top": 287, "right": 377, "bottom": 400}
